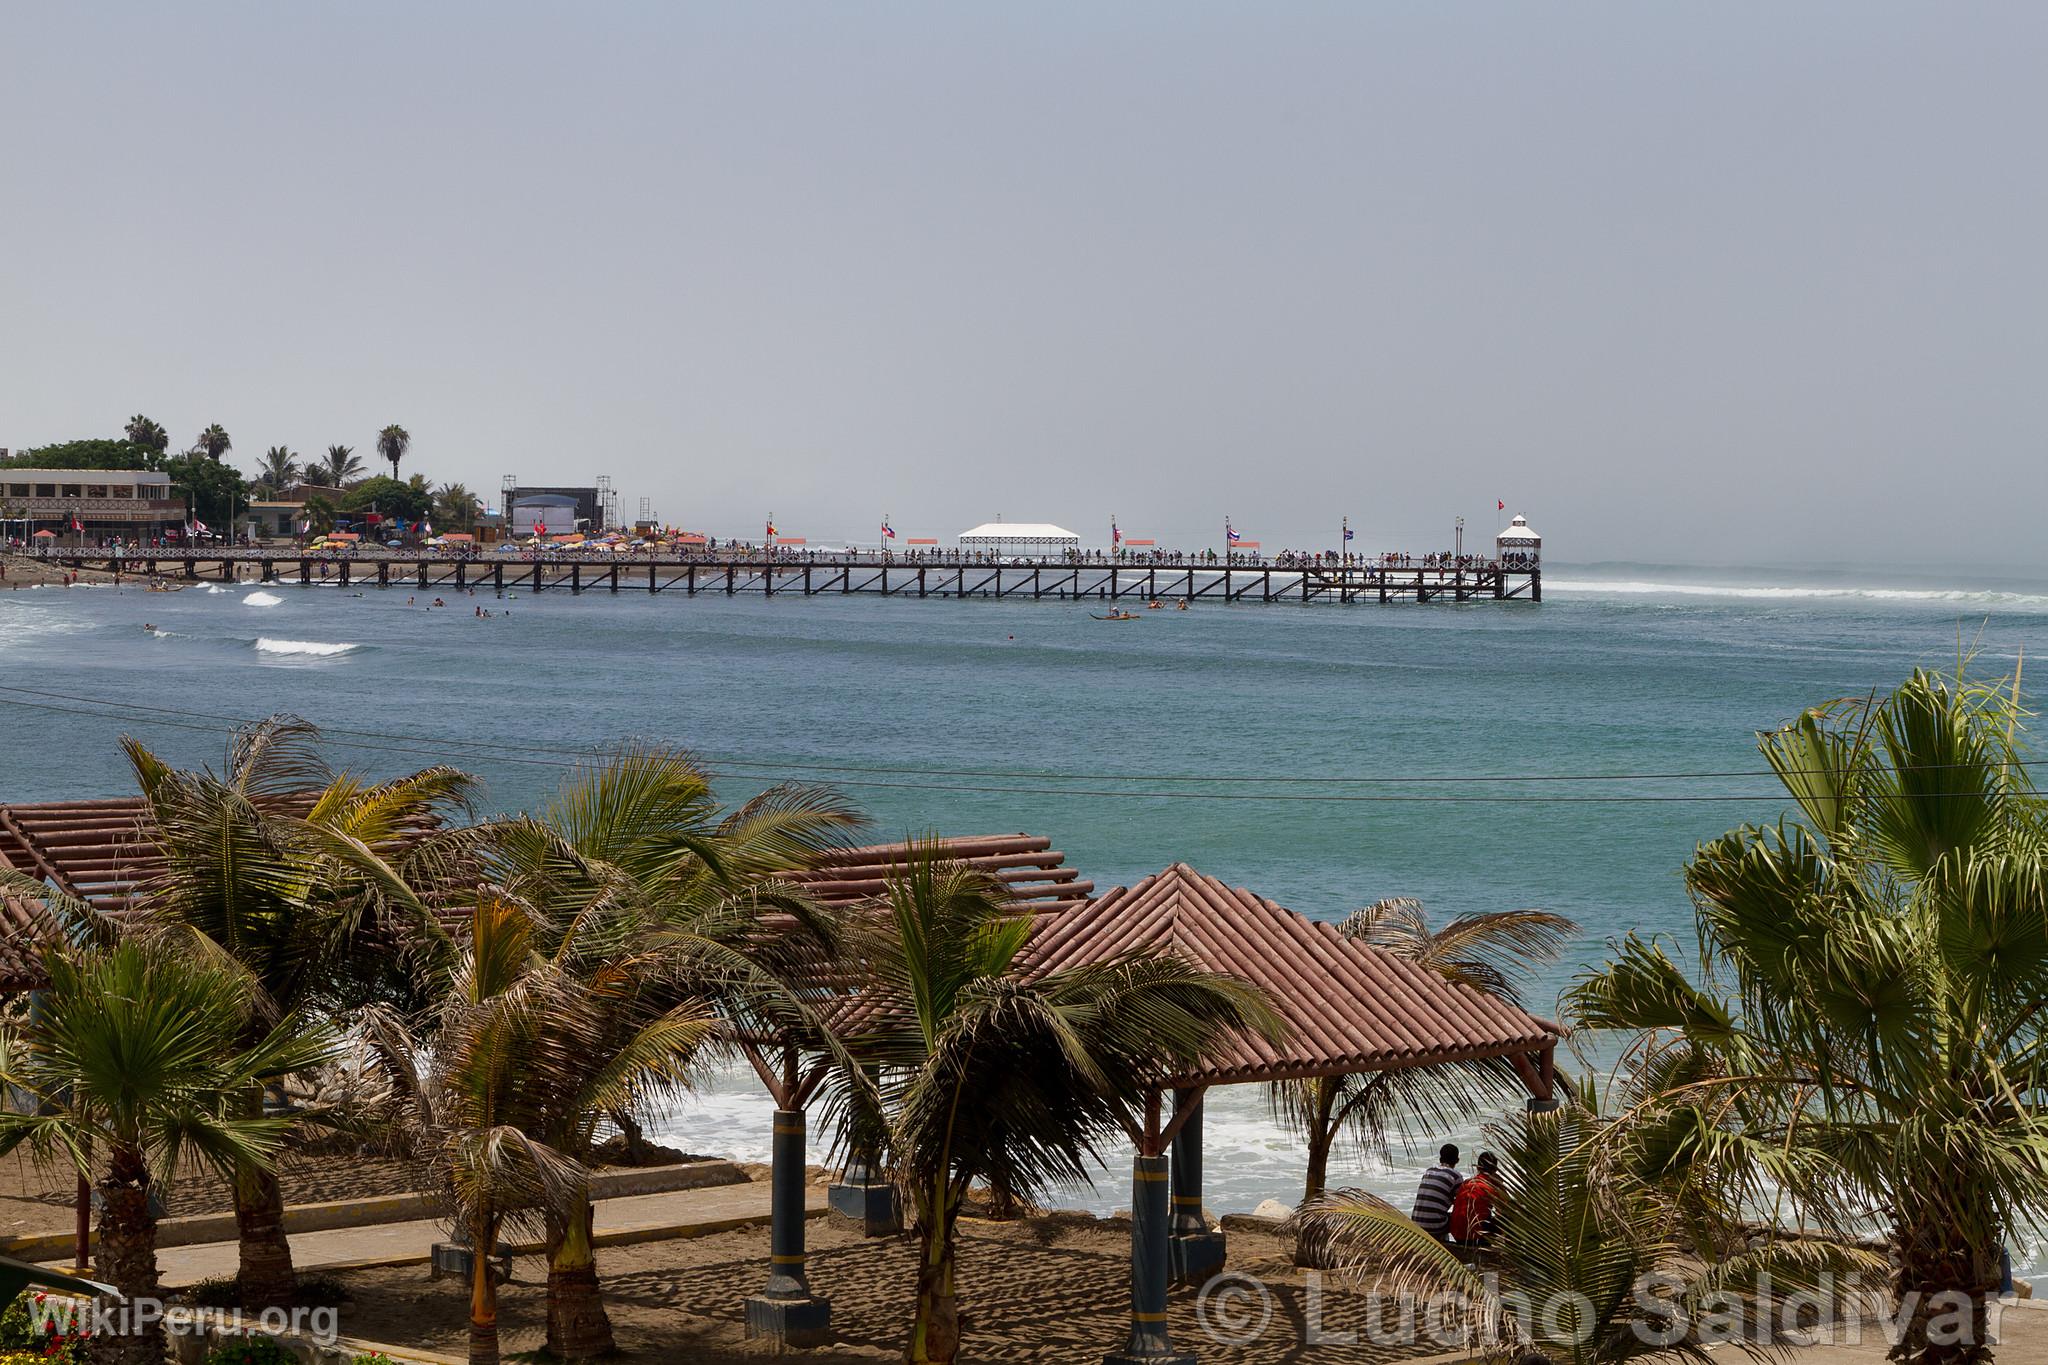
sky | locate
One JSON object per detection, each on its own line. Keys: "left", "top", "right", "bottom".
{"left": 4, "top": 3, "right": 2044, "bottom": 566}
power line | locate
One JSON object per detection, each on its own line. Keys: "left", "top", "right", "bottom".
{"left": 0, "top": 682, "right": 2026, "bottom": 789}
{"left": 0, "top": 689, "right": 2036, "bottom": 807}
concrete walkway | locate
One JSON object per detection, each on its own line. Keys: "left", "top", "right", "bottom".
{"left": 40, "top": 1180, "right": 826, "bottom": 1289}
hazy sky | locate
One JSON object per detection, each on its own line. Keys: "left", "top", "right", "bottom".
{"left": 5, "top": 3, "right": 2043, "bottom": 565}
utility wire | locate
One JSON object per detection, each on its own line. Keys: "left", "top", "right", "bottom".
{"left": 0, "top": 682, "right": 2027, "bottom": 789}
{"left": 0, "top": 690, "right": 2036, "bottom": 807}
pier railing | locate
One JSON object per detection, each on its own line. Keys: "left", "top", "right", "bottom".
{"left": 40, "top": 550, "right": 1540, "bottom": 604}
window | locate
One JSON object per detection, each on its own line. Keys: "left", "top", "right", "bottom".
{"left": 34, "top": 484, "right": 56, "bottom": 498}
{"left": 111, "top": 486, "right": 134, "bottom": 498}
{"left": 85, "top": 484, "right": 108, "bottom": 499}
{"left": 60, "top": 484, "right": 82, "bottom": 498}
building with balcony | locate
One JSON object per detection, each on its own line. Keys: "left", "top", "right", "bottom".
{"left": 0, "top": 469, "right": 185, "bottom": 541}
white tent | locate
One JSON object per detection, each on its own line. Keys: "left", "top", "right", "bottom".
{"left": 956, "top": 522, "right": 1081, "bottom": 558}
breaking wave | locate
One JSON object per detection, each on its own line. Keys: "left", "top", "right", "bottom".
{"left": 242, "top": 590, "right": 284, "bottom": 606}
{"left": 253, "top": 638, "right": 360, "bottom": 658}
{"left": 1547, "top": 579, "right": 2048, "bottom": 610}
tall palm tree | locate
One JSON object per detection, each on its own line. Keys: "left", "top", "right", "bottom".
{"left": 124, "top": 414, "right": 169, "bottom": 454}
{"left": 257, "top": 445, "right": 300, "bottom": 494}
{"left": 1296, "top": 1094, "right": 1881, "bottom": 1364}
{"left": 0, "top": 942, "right": 335, "bottom": 1365}
{"left": 377, "top": 424, "right": 411, "bottom": 480}
{"left": 1568, "top": 668, "right": 2048, "bottom": 1365}
{"left": 843, "top": 850, "right": 1281, "bottom": 1365}
{"left": 198, "top": 423, "right": 233, "bottom": 462}
{"left": 492, "top": 747, "right": 862, "bottom": 1357}
{"left": 106, "top": 718, "right": 480, "bottom": 1306}
{"left": 321, "top": 444, "right": 364, "bottom": 487}
{"left": 1274, "top": 898, "right": 1576, "bottom": 1205}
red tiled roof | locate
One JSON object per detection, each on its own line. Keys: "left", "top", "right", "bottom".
{"left": 786, "top": 834, "right": 1092, "bottom": 911}
{"left": 1020, "top": 863, "right": 1559, "bottom": 1087}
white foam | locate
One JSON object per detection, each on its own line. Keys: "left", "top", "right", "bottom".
{"left": 206, "top": 585, "right": 230, "bottom": 594}
{"left": 243, "top": 590, "right": 284, "bottom": 607}
{"left": 1548, "top": 579, "right": 2048, "bottom": 610}
{"left": 253, "top": 638, "right": 359, "bottom": 658}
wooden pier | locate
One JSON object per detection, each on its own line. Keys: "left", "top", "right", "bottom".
{"left": 47, "top": 552, "right": 1541, "bottom": 605}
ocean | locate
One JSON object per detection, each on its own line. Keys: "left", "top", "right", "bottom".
{"left": 2, "top": 563, "right": 2043, "bottom": 1277}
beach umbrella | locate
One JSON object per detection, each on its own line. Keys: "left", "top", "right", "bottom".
{"left": 31, "top": 529, "right": 56, "bottom": 538}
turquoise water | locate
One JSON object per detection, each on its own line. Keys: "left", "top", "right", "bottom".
{"left": 2, "top": 566, "right": 2044, "bottom": 1273}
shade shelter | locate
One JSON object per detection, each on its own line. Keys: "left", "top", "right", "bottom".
{"left": 1496, "top": 514, "right": 1540, "bottom": 563}
{"left": 956, "top": 521, "right": 1080, "bottom": 559}
{"left": 734, "top": 834, "right": 1093, "bottom": 1344}
{"left": 1019, "top": 863, "right": 1562, "bottom": 1364}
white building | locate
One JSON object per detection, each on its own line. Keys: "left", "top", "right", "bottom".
{"left": 0, "top": 468, "right": 184, "bottom": 539}
{"left": 1495, "top": 514, "right": 1541, "bottom": 563}
{"left": 956, "top": 521, "right": 1082, "bottom": 559}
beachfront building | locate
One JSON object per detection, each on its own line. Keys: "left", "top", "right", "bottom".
{"left": 956, "top": 520, "right": 1081, "bottom": 559}
{"left": 1496, "top": 513, "right": 1540, "bottom": 564}
{"left": 0, "top": 468, "right": 184, "bottom": 543}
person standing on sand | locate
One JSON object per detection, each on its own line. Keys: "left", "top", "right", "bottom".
{"left": 1410, "top": 1144, "right": 1461, "bottom": 1241}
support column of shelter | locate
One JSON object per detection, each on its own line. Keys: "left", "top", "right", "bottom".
{"left": 1106, "top": 1090, "right": 1197, "bottom": 1365}
{"left": 741, "top": 1044, "right": 831, "bottom": 1346}
{"left": 1166, "top": 1087, "right": 1222, "bottom": 1284}
{"left": 1514, "top": 1043, "right": 1562, "bottom": 1113}
{"left": 828, "top": 1067, "right": 901, "bottom": 1235}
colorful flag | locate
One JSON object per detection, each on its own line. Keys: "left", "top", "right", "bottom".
{"left": 881, "top": 517, "right": 896, "bottom": 540}
{"left": 766, "top": 518, "right": 777, "bottom": 539}
{"left": 1111, "top": 516, "right": 1121, "bottom": 546}
{"left": 533, "top": 520, "right": 545, "bottom": 536}
{"left": 1225, "top": 518, "right": 1241, "bottom": 544}
{"left": 1498, "top": 500, "right": 1505, "bottom": 511}
{"left": 1342, "top": 517, "right": 1354, "bottom": 542}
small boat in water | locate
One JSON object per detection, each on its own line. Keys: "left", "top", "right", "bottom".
{"left": 1091, "top": 611, "right": 1141, "bottom": 621}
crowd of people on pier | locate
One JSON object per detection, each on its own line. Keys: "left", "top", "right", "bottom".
{"left": 21, "top": 536, "right": 1539, "bottom": 574}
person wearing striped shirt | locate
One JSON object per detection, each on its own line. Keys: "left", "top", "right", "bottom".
{"left": 1409, "top": 1144, "right": 1462, "bottom": 1240}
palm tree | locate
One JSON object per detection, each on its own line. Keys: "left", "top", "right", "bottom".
{"left": 321, "top": 444, "right": 365, "bottom": 487}
{"left": 843, "top": 849, "right": 1281, "bottom": 1365}
{"left": 1296, "top": 1094, "right": 1881, "bottom": 1364}
{"left": 124, "top": 414, "right": 169, "bottom": 454}
{"left": 198, "top": 423, "right": 233, "bottom": 462}
{"left": 492, "top": 747, "right": 862, "bottom": 1357}
{"left": 377, "top": 424, "right": 411, "bottom": 480}
{"left": 436, "top": 482, "right": 480, "bottom": 534}
{"left": 369, "top": 896, "right": 694, "bottom": 1365}
{"left": 1274, "top": 898, "right": 1576, "bottom": 1207}
{"left": 257, "top": 445, "right": 300, "bottom": 495}
{"left": 0, "top": 942, "right": 335, "bottom": 1365}
{"left": 107, "top": 718, "right": 480, "bottom": 1306}
{"left": 1567, "top": 668, "right": 2048, "bottom": 1365}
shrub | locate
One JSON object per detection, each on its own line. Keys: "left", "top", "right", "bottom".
{"left": 0, "top": 1290, "right": 87, "bottom": 1361}
{"left": 351, "top": 1353, "right": 400, "bottom": 1365}
{"left": 203, "top": 1336, "right": 297, "bottom": 1365}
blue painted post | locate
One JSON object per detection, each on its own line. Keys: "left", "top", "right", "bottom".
{"left": 1104, "top": 1153, "right": 1193, "bottom": 1364}
{"left": 1168, "top": 1090, "right": 1224, "bottom": 1284}
{"left": 743, "top": 1108, "right": 830, "bottom": 1345}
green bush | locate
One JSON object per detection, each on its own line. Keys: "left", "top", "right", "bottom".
{"left": 203, "top": 1335, "right": 297, "bottom": 1365}
{"left": 351, "top": 1353, "right": 400, "bottom": 1365}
